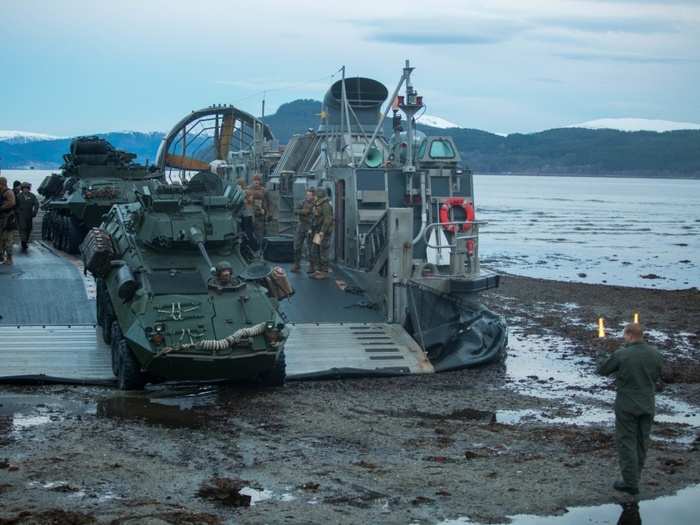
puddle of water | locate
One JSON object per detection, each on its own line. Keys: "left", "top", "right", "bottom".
{"left": 506, "top": 330, "right": 607, "bottom": 401}
{"left": 12, "top": 414, "right": 52, "bottom": 430}
{"left": 239, "top": 487, "right": 296, "bottom": 505}
{"left": 96, "top": 395, "right": 208, "bottom": 429}
{"left": 437, "top": 484, "right": 700, "bottom": 524}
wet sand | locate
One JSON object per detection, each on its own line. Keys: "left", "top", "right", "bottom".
{"left": 1, "top": 275, "right": 699, "bottom": 524}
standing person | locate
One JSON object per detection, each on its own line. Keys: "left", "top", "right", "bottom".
{"left": 291, "top": 187, "right": 316, "bottom": 274}
{"left": 0, "top": 177, "right": 17, "bottom": 265}
{"left": 236, "top": 177, "right": 256, "bottom": 251}
{"left": 16, "top": 182, "right": 39, "bottom": 253}
{"left": 598, "top": 323, "right": 664, "bottom": 495}
{"left": 12, "top": 180, "right": 21, "bottom": 198}
{"left": 309, "top": 188, "right": 334, "bottom": 280}
{"left": 246, "top": 175, "right": 268, "bottom": 246}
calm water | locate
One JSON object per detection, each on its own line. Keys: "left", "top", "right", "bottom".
{"left": 5, "top": 170, "right": 698, "bottom": 289}
{"left": 475, "top": 175, "right": 699, "bottom": 289}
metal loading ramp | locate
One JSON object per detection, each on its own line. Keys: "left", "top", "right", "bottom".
{"left": 285, "top": 323, "right": 434, "bottom": 379}
{"left": 0, "top": 325, "right": 114, "bottom": 384}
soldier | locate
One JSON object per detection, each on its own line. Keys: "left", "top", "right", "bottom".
{"left": 0, "top": 177, "right": 17, "bottom": 265}
{"left": 246, "top": 175, "right": 268, "bottom": 246}
{"left": 16, "top": 182, "right": 39, "bottom": 253}
{"left": 290, "top": 187, "right": 316, "bottom": 274}
{"left": 598, "top": 323, "right": 663, "bottom": 495}
{"left": 309, "top": 189, "right": 334, "bottom": 280}
{"left": 208, "top": 261, "right": 237, "bottom": 292}
{"left": 237, "top": 177, "right": 256, "bottom": 251}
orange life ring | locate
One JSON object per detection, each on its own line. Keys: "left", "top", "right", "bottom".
{"left": 439, "top": 198, "right": 475, "bottom": 234}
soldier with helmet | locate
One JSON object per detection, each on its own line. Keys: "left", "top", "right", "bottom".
{"left": 15, "top": 182, "right": 39, "bottom": 253}
{"left": 208, "top": 260, "right": 239, "bottom": 292}
{"left": 0, "top": 177, "right": 17, "bottom": 265}
{"left": 291, "top": 187, "right": 316, "bottom": 274}
{"left": 309, "top": 188, "right": 334, "bottom": 280}
{"left": 246, "top": 175, "right": 268, "bottom": 246}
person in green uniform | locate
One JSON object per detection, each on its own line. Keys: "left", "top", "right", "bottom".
{"left": 0, "top": 177, "right": 17, "bottom": 265}
{"left": 290, "top": 187, "right": 316, "bottom": 274}
{"left": 309, "top": 189, "right": 334, "bottom": 280}
{"left": 16, "top": 182, "right": 39, "bottom": 253}
{"left": 598, "top": 323, "right": 663, "bottom": 495}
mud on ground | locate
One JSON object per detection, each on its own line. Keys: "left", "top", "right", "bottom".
{"left": 1, "top": 276, "right": 699, "bottom": 524}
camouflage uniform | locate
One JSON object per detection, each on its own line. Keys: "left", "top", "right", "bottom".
{"left": 246, "top": 181, "right": 268, "bottom": 244}
{"left": 16, "top": 187, "right": 39, "bottom": 250}
{"left": 598, "top": 341, "right": 663, "bottom": 492}
{"left": 0, "top": 185, "right": 17, "bottom": 263}
{"left": 292, "top": 192, "right": 315, "bottom": 272}
{"left": 309, "top": 194, "right": 333, "bottom": 278}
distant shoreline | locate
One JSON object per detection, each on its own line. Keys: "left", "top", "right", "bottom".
{"left": 4, "top": 167, "right": 699, "bottom": 182}
{"left": 474, "top": 172, "right": 700, "bottom": 180}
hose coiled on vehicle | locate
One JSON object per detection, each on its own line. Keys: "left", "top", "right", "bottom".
{"left": 191, "top": 322, "right": 268, "bottom": 351}
{"left": 155, "top": 322, "right": 269, "bottom": 358}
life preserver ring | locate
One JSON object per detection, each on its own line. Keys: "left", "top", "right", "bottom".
{"left": 439, "top": 198, "right": 475, "bottom": 234}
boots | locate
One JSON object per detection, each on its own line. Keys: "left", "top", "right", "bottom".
{"left": 290, "top": 263, "right": 301, "bottom": 274}
{"left": 306, "top": 265, "right": 316, "bottom": 275}
{"left": 3, "top": 254, "right": 12, "bottom": 265}
{"left": 21, "top": 241, "right": 28, "bottom": 253}
{"left": 613, "top": 480, "right": 639, "bottom": 495}
{"left": 311, "top": 270, "right": 328, "bottom": 280}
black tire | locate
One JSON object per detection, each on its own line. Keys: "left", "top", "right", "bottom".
{"left": 95, "top": 278, "right": 104, "bottom": 327}
{"left": 101, "top": 292, "right": 114, "bottom": 345}
{"left": 66, "top": 217, "right": 83, "bottom": 254}
{"left": 41, "top": 213, "right": 51, "bottom": 241}
{"left": 116, "top": 337, "right": 146, "bottom": 391}
{"left": 51, "top": 215, "right": 63, "bottom": 250}
{"left": 110, "top": 321, "right": 122, "bottom": 375}
{"left": 260, "top": 350, "right": 286, "bottom": 387}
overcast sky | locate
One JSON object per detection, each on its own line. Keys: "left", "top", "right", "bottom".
{"left": 1, "top": 0, "right": 698, "bottom": 135}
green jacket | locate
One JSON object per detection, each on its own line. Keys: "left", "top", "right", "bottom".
{"left": 597, "top": 341, "right": 663, "bottom": 415}
{"left": 312, "top": 196, "right": 334, "bottom": 236}
{"left": 16, "top": 191, "right": 39, "bottom": 219}
{"left": 295, "top": 199, "right": 315, "bottom": 229}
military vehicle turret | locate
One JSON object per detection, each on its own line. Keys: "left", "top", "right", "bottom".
{"left": 38, "top": 136, "right": 162, "bottom": 254}
{"left": 82, "top": 173, "right": 289, "bottom": 389}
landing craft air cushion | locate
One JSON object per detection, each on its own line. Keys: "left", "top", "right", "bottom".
{"left": 0, "top": 61, "right": 507, "bottom": 385}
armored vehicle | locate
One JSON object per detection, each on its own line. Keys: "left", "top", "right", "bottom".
{"left": 38, "top": 136, "right": 161, "bottom": 254}
{"left": 84, "top": 174, "right": 289, "bottom": 390}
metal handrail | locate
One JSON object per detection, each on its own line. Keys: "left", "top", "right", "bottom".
{"left": 423, "top": 221, "right": 488, "bottom": 249}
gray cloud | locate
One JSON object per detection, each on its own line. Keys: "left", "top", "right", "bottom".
{"left": 367, "top": 31, "right": 506, "bottom": 45}
{"left": 557, "top": 51, "right": 700, "bottom": 64}
{"left": 352, "top": 16, "right": 526, "bottom": 46}
{"left": 540, "top": 15, "right": 682, "bottom": 34}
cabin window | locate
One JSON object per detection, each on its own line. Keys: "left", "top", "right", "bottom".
{"left": 417, "top": 139, "right": 427, "bottom": 159}
{"left": 429, "top": 140, "right": 455, "bottom": 159}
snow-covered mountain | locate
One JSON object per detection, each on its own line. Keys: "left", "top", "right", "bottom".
{"left": 568, "top": 118, "right": 700, "bottom": 133}
{"left": 416, "top": 114, "right": 460, "bottom": 129}
{"left": 0, "top": 130, "right": 63, "bottom": 143}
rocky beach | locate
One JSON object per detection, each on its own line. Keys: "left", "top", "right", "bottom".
{"left": 1, "top": 275, "right": 698, "bottom": 524}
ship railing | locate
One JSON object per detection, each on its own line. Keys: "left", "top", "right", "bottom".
{"left": 360, "top": 210, "right": 389, "bottom": 271}
{"left": 422, "top": 220, "right": 488, "bottom": 277}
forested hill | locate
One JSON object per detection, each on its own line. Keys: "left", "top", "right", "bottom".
{"left": 2, "top": 99, "right": 699, "bottom": 177}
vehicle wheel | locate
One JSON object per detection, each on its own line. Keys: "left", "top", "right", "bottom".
{"left": 260, "top": 350, "right": 286, "bottom": 387}
{"left": 101, "top": 293, "right": 114, "bottom": 345}
{"left": 51, "top": 215, "right": 63, "bottom": 249}
{"left": 110, "top": 321, "right": 122, "bottom": 375}
{"left": 41, "top": 213, "right": 51, "bottom": 241}
{"left": 61, "top": 216, "right": 71, "bottom": 252}
{"left": 66, "top": 217, "right": 83, "bottom": 254}
{"left": 116, "top": 337, "right": 146, "bottom": 390}
{"left": 95, "top": 278, "right": 104, "bottom": 327}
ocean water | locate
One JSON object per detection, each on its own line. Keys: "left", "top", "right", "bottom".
{"left": 3, "top": 170, "right": 697, "bottom": 289}
{"left": 475, "top": 175, "right": 699, "bottom": 290}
